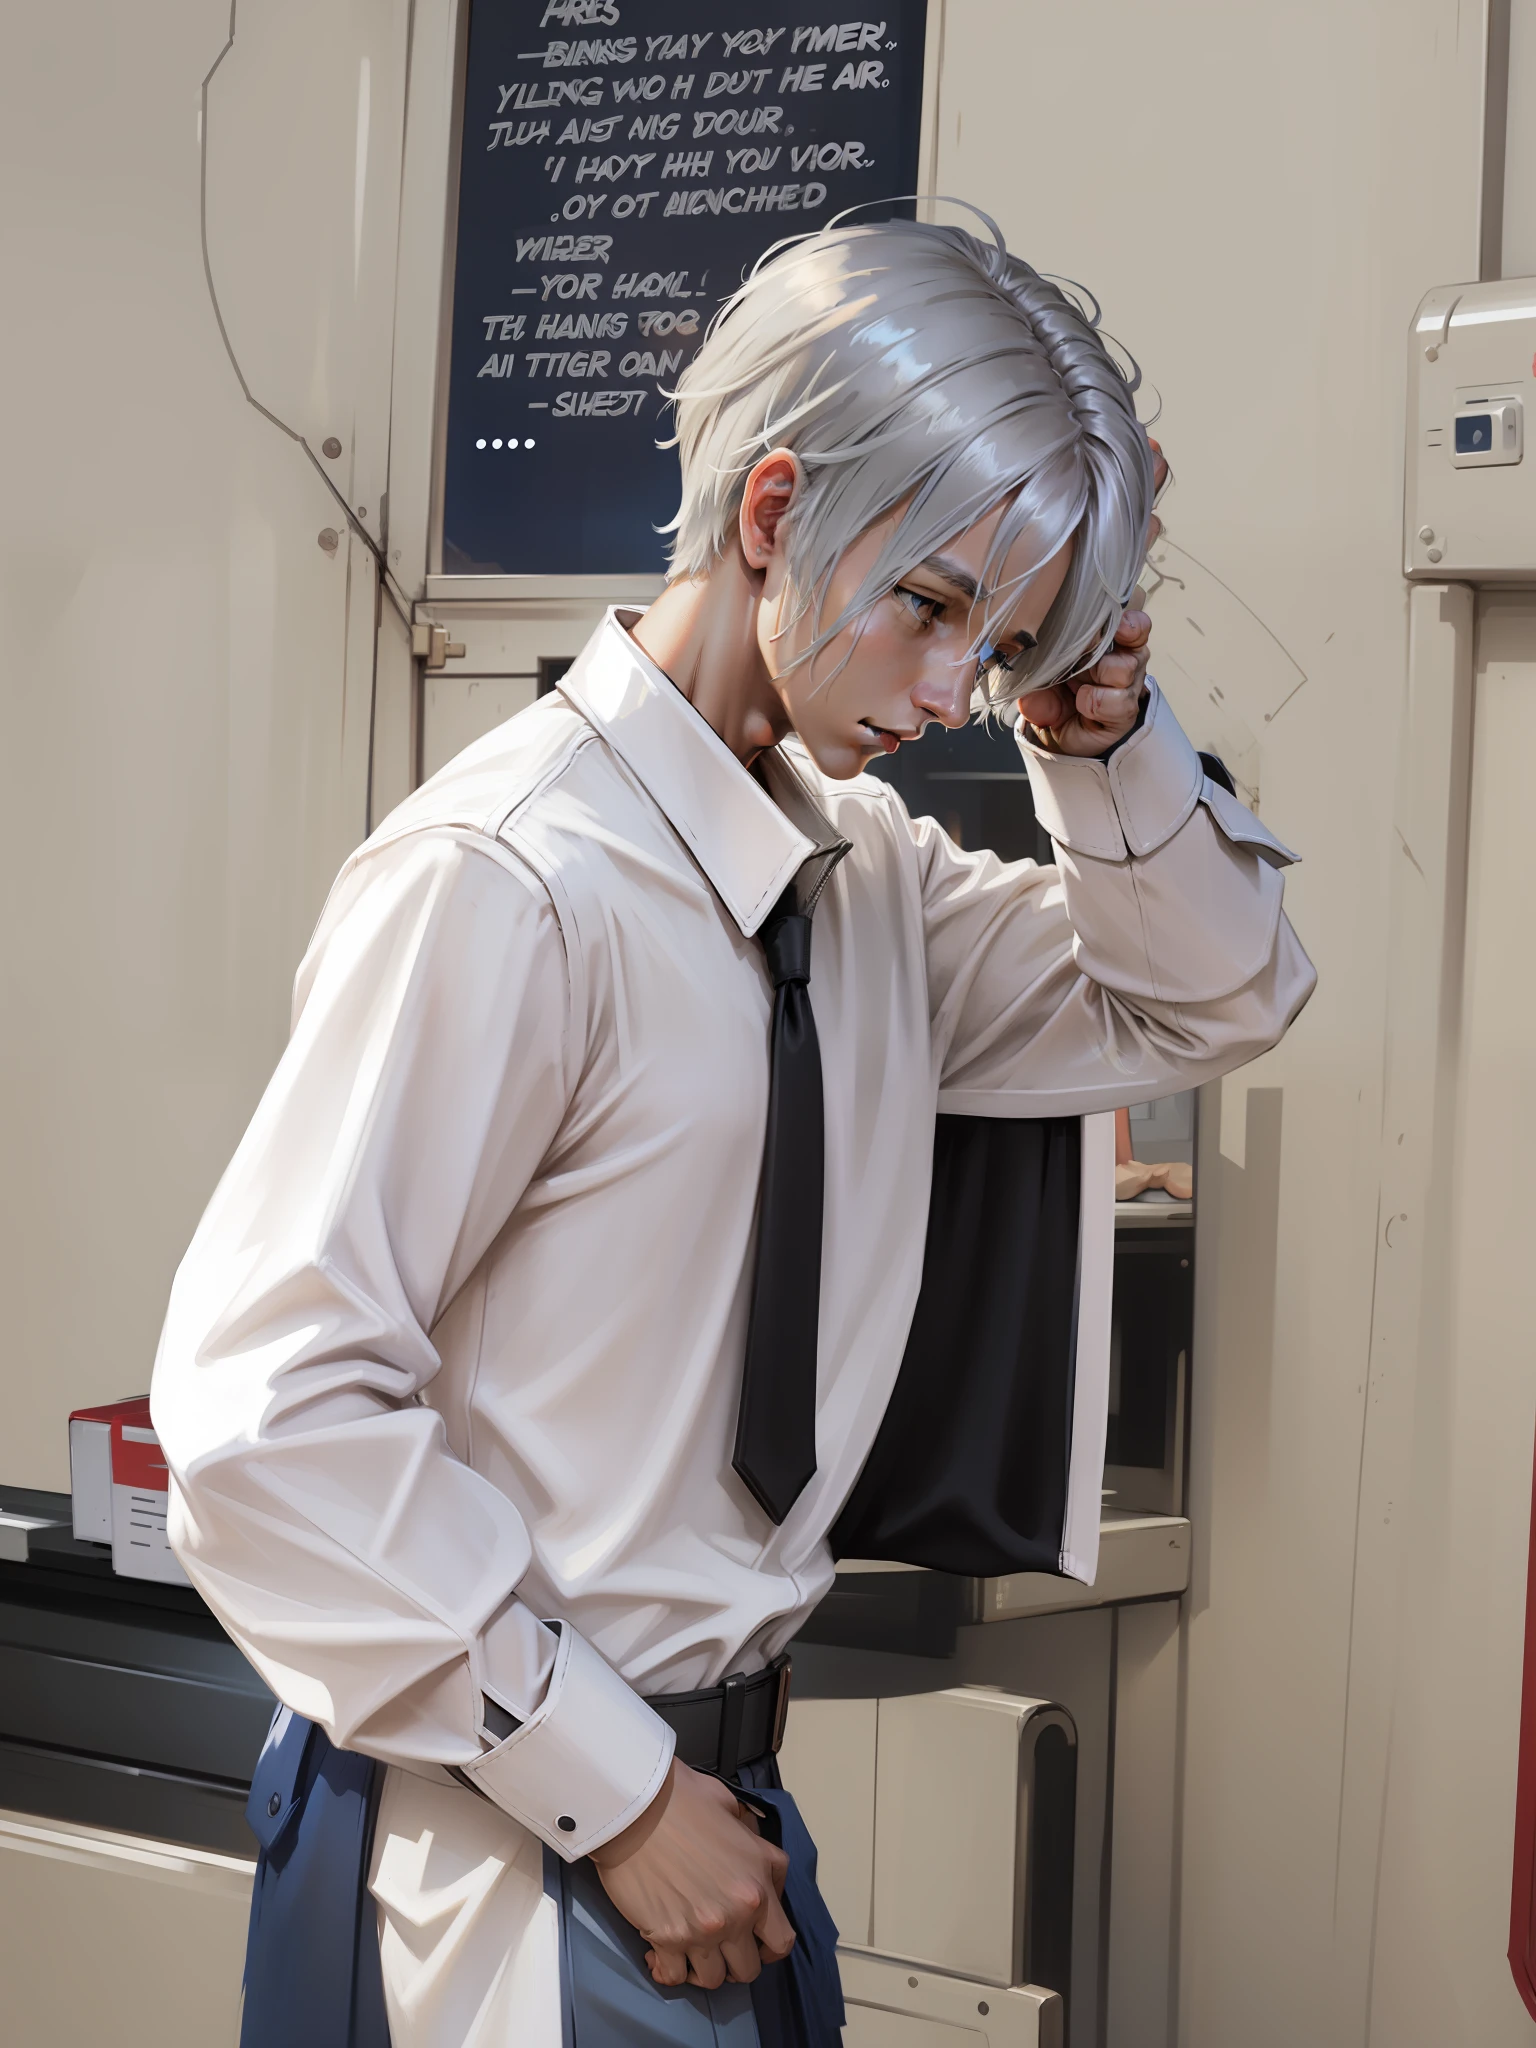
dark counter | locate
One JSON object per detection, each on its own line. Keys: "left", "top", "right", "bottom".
{"left": 0, "top": 1486, "right": 274, "bottom": 1855}
{"left": 0, "top": 1482, "right": 974, "bottom": 1858}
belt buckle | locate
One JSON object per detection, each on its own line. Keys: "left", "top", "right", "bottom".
{"left": 769, "top": 1654, "right": 792, "bottom": 1754}
{"left": 717, "top": 1671, "right": 747, "bottom": 1775}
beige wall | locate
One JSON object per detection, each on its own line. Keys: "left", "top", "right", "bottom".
{"left": 0, "top": 2, "right": 401, "bottom": 1487}
{"left": 1501, "top": 0, "right": 1536, "bottom": 274}
{"left": 933, "top": 2, "right": 1510, "bottom": 2043}
{"left": 3, "top": 0, "right": 1530, "bottom": 2042}
{"left": 1364, "top": 590, "right": 1536, "bottom": 2043}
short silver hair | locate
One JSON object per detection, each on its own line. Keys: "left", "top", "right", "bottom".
{"left": 662, "top": 213, "right": 1155, "bottom": 699}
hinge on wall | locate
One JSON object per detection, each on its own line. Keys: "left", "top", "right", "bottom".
{"left": 411, "top": 621, "right": 467, "bottom": 670}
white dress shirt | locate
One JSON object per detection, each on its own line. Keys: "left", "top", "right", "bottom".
{"left": 152, "top": 608, "right": 1314, "bottom": 2043}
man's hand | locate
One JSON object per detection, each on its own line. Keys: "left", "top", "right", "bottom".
{"left": 589, "top": 1760, "right": 796, "bottom": 1989}
{"left": 1016, "top": 439, "right": 1168, "bottom": 760}
{"left": 1015, "top": 591, "right": 1152, "bottom": 757}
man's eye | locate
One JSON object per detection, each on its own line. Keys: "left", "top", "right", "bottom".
{"left": 977, "top": 638, "right": 1033, "bottom": 681}
{"left": 894, "top": 585, "right": 944, "bottom": 626}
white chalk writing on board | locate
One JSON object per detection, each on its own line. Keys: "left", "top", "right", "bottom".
{"left": 445, "top": 0, "right": 927, "bottom": 573}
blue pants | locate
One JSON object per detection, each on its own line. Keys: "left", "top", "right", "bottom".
{"left": 240, "top": 1713, "right": 842, "bottom": 2048}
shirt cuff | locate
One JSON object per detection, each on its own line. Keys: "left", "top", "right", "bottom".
{"left": 460, "top": 1621, "right": 676, "bottom": 1859}
{"left": 1018, "top": 680, "right": 1203, "bottom": 860}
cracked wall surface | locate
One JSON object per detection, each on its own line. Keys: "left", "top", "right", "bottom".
{"left": 200, "top": 0, "right": 413, "bottom": 583}
{"left": 0, "top": 0, "right": 391, "bottom": 1487}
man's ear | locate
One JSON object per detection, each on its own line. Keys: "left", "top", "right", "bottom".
{"left": 739, "top": 449, "right": 803, "bottom": 570}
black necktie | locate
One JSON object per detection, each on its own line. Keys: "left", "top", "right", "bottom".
{"left": 733, "top": 885, "right": 827, "bottom": 1523}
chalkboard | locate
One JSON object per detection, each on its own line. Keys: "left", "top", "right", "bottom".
{"left": 442, "top": 1, "right": 929, "bottom": 575}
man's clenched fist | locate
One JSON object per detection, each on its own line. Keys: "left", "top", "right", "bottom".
{"left": 590, "top": 1760, "right": 796, "bottom": 1989}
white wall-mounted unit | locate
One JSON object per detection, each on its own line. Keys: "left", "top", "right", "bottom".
{"left": 839, "top": 1951, "right": 1063, "bottom": 2047}
{"left": 780, "top": 1685, "right": 1073, "bottom": 2043}
{"left": 1406, "top": 278, "right": 1536, "bottom": 581}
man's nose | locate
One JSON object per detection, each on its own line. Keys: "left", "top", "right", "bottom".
{"left": 912, "top": 658, "right": 971, "bottom": 731}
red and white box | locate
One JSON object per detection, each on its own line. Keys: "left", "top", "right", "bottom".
{"left": 68, "top": 1396, "right": 191, "bottom": 1586}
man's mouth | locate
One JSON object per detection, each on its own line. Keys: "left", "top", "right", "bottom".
{"left": 857, "top": 721, "right": 914, "bottom": 754}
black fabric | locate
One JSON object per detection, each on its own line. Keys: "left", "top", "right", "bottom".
{"left": 1198, "top": 749, "right": 1237, "bottom": 798}
{"left": 734, "top": 887, "right": 825, "bottom": 1523}
{"left": 831, "top": 1113, "right": 1082, "bottom": 1576}
{"left": 739, "top": 1768, "right": 845, "bottom": 2048}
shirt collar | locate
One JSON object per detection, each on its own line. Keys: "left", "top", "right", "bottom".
{"left": 557, "top": 609, "right": 847, "bottom": 938}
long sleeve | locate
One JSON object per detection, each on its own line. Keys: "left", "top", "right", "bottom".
{"left": 916, "top": 682, "right": 1316, "bottom": 1114}
{"left": 151, "top": 827, "right": 674, "bottom": 1859}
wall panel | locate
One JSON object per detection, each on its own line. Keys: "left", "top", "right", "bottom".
{"left": 928, "top": 4, "right": 1486, "bottom": 2041}
{"left": 0, "top": 1, "right": 381, "bottom": 1486}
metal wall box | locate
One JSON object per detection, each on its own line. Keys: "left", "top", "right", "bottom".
{"left": 781, "top": 1688, "right": 1076, "bottom": 2001}
{"left": 1406, "top": 279, "right": 1536, "bottom": 580}
{"left": 840, "top": 1951, "right": 1063, "bottom": 2046}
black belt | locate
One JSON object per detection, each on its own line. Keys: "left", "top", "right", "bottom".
{"left": 647, "top": 1653, "right": 792, "bottom": 1776}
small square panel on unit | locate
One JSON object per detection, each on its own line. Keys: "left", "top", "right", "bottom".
{"left": 1451, "top": 393, "right": 1523, "bottom": 468}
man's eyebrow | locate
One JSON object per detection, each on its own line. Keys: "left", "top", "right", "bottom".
{"left": 911, "top": 554, "right": 1039, "bottom": 649}
{"left": 913, "top": 552, "right": 980, "bottom": 600}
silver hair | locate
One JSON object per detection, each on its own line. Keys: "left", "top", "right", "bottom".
{"left": 661, "top": 211, "right": 1155, "bottom": 700}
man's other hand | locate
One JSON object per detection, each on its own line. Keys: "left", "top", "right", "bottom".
{"left": 589, "top": 1759, "right": 796, "bottom": 1989}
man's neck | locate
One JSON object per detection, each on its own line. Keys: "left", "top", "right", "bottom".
{"left": 628, "top": 553, "right": 790, "bottom": 768}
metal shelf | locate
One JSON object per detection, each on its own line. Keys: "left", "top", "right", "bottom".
{"left": 1115, "top": 1199, "right": 1193, "bottom": 1228}
{"left": 806, "top": 1509, "right": 1192, "bottom": 1655}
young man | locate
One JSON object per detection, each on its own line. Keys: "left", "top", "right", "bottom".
{"left": 153, "top": 217, "right": 1314, "bottom": 2047}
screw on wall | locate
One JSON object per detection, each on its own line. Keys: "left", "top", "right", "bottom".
{"left": 322, "top": 437, "right": 343, "bottom": 459}
{"left": 318, "top": 528, "right": 340, "bottom": 555}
